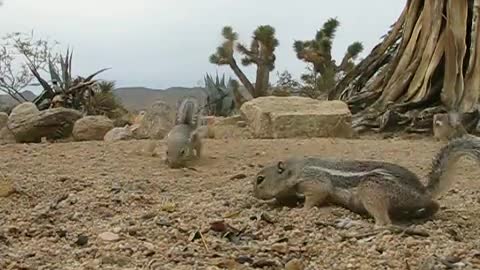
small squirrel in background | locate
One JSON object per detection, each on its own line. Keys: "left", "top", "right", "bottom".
{"left": 165, "top": 97, "right": 206, "bottom": 168}
{"left": 252, "top": 135, "right": 480, "bottom": 228}
{"left": 433, "top": 112, "right": 468, "bottom": 141}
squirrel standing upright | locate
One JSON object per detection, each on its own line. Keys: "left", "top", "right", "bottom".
{"left": 165, "top": 97, "right": 204, "bottom": 168}
{"left": 252, "top": 135, "right": 480, "bottom": 227}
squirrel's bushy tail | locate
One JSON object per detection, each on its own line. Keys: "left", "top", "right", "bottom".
{"left": 426, "top": 134, "right": 480, "bottom": 198}
{"left": 175, "top": 97, "right": 201, "bottom": 127}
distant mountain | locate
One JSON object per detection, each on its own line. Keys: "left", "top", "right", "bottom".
{"left": 0, "top": 90, "right": 36, "bottom": 107}
{"left": 113, "top": 86, "right": 207, "bottom": 112}
{"left": 0, "top": 87, "right": 209, "bottom": 113}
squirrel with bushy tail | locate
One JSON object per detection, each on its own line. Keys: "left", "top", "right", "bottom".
{"left": 165, "top": 97, "right": 206, "bottom": 168}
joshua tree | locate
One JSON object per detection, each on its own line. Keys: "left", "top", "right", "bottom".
{"left": 294, "top": 18, "right": 363, "bottom": 98}
{"left": 330, "top": 0, "right": 480, "bottom": 134}
{"left": 209, "top": 25, "right": 279, "bottom": 98}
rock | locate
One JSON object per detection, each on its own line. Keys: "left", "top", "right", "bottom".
{"left": 240, "top": 96, "right": 354, "bottom": 139}
{"left": 72, "top": 116, "right": 114, "bottom": 141}
{"left": 7, "top": 104, "right": 82, "bottom": 143}
{"left": 271, "top": 242, "right": 288, "bottom": 254}
{"left": 0, "top": 179, "right": 15, "bottom": 197}
{"left": 9, "top": 102, "right": 39, "bottom": 119}
{"left": 285, "top": 259, "right": 305, "bottom": 270}
{"left": 203, "top": 116, "right": 216, "bottom": 138}
{"left": 0, "top": 127, "right": 16, "bottom": 144}
{"left": 0, "top": 112, "right": 8, "bottom": 129}
{"left": 75, "top": 234, "right": 89, "bottom": 246}
{"left": 236, "top": 120, "right": 247, "bottom": 128}
{"left": 98, "top": 232, "right": 120, "bottom": 242}
{"left": 104, "top": 126, "right": 133, "bottom": 142}
{"left": 131, "top": 101, "right": 174, "bottom": 139}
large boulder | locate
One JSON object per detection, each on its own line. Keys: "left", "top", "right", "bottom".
{"left": 104, "top": 126, "right": 133, "bottom": 142}
{"left": 240, "top": 96, "right": 354, "bottom": 139}
{"left": 131, "top": 100, "right": 175, "bottom": 139}
{"left": 9, "top": 102, "right": 39, "bottom": 119}
{"left": 73, "top": 115, "right": 114, "bottom": 141}
{"left": 0, "top": 112, "right": 8, "bottom": 130}
{"left": 0, "top": 127, "right": 16, "bottom": 144}
{"left": 7, "top": 103, "right": 83, "bottom": 143}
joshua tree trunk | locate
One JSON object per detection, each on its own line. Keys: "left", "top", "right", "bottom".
{"left": 255, "top": 65, "right": 270, "bottom": 97}
{"left": 229, "top": 59, "right": 255, "bottom": 105}
{"left": 330, "top": 0, "right": 480, "bottom": 134}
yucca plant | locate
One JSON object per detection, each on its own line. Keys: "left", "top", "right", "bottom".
{"left": 29, "top": 48, "right": 110, "bottom": 112}
{"left": 202, "top": 73, "right": 236, "bottom": 117}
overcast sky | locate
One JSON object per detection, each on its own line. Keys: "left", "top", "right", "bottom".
{"left": 0, "top": 0, "right": 406, "bottom": 90}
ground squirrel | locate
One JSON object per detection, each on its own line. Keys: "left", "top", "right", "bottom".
{"left": 253, "top": 135, "right": 480, "bottom": 227}
{"left": 433, "top": 112, "right": 468, "bottom": 141}
{"left": 165, "top": 97, "right": 204, "bottom": 168}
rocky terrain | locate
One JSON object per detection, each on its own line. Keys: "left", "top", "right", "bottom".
{"left": 1, "top": 137, "right": 480, "bottom": 269}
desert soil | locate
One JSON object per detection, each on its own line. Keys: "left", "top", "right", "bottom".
{"left": 1, "top": 137, "right": 480, "bottom": 270}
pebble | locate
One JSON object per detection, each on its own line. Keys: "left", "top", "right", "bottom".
{"left": 98, "top": 232, "right": 120, "bottom": 242}
{"left": 271, "top": 242, "right": 288, "bottom": 254}
{"left": 75, "top": 234, "right": 89, "bottom": 246}
{"left": 0, "top": 180, "right": 15, "bottom": 197}
{"left": 285, "top": 258, "right": 304, "bottom": 270}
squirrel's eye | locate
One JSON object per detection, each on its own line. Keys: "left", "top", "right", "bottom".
{"left": 256, "top": 175, "right": 265, "bottom": 185}
{"left": 180, "top": 149, "right": 185, "bottom": 155}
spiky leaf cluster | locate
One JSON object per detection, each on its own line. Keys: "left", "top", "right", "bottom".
{"left": 209, "top": 26, "right": 238, "bottom": 65}
{"left": 293, "top": 18, "right": 340, "bottom": 73}
{"left": 30, "top": 49, "right": 110, "bottom": 112}
{"left": 202, "top": 73, "right": 236, "bottom": 117}
{"left": 237, "top": 25, "right": 279, "bottom": 71}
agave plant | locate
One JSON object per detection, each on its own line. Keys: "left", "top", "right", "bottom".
{"left": 202, "top": 73, "right": 236, "bottom": 117}
{"left": 28, "top": 48, "right": 110, "bottom": 112}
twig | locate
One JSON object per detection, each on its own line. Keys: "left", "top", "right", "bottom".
{"left": 198, "top": 231, "right": 209, "bottom": 253}
{"left": 340, "top": 225, "right": 429, "bottom": 240}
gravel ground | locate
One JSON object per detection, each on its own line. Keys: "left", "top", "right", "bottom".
{"left": 1, "top": 137, "right": 480, "bottom": 270}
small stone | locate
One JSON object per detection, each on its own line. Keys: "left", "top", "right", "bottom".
{"left": 75, "top": 234, "right": 89, "bottom": 246}
{"left": 271, "top": 242, "right": 288, "bottom": 254}
{"left": 235, "top": 255, "right": 253, "bottom": 264}
{"left": 252, "top": 259, "right": 277, "bottom": 268}
{"left": 0, "top": 180, "right": 15, "bottom": 197}
{"left": 56, "top": 229, "right": 67, "bottom": 238}
{"left": 230, "top": 173, "right": 247, "bottom": 180}
{"left": 98, "top": 232, "right": 120, "bottom": 242}
{"left": 155, "top": 217, "right": 172, "bottom": 227}
{"left": 285, "top": 259, "right": 305, "bottom": 270}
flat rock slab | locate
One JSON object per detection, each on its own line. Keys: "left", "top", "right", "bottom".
{"left": 240, "top": 96, "right": 354, "bottom": 139}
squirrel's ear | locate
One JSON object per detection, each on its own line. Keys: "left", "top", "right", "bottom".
{"left": 277, "top": 161, "right": 285, "bottom": 174}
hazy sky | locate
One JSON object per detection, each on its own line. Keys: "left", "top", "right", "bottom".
{"left": 0, "top": 0, "right": 406, "bottom": 90}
